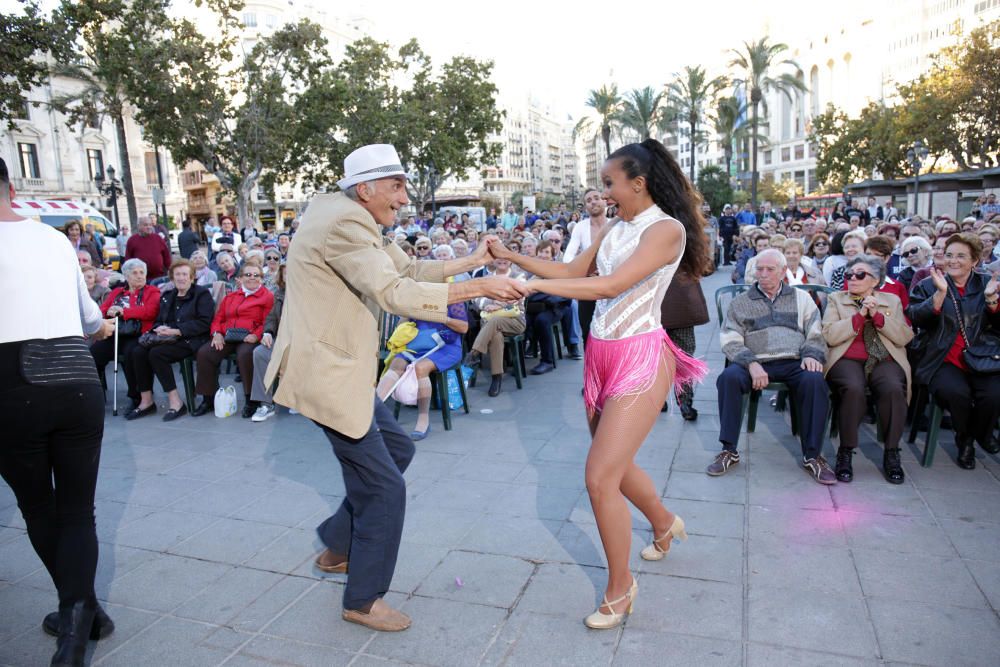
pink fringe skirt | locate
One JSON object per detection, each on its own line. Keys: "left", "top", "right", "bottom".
{"left": 583, "top": 328, "right": 708, "bottom": 416}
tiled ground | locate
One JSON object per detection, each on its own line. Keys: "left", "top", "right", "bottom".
{"left": 2, "top": 269, "right": 999, "bottom": 666}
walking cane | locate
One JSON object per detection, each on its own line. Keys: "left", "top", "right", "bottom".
{"left": 112, "top": 317, "right": 119, "bottom": 416}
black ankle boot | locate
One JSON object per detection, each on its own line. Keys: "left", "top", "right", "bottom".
{"left": 191, "top": 398, "right": 214, "bottom": 417}
{"left": 43, "top": 603, "right": 115, "bottom": 640}
{"left": 835, "top": 446, "right": 854, "bottom": 482}
{"left": 51, "top": 600, "right": 96, "bottom": 666}
{"left": 981, "top": 435, "right": 1000, "bottom": 455}
{"left": 488, "top": 374, "right": 503, "bottom": 397}
{"left": 956, "top": 436, "right": 976, "bottom": 470}
{"left": 883, "top": 448, "right": 905, "bottom": 484}
{"left": 241, "top": 396, "right": 258, "bottom": 418}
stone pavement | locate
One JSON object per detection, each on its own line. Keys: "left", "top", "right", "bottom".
{"left": 2, "top": 269, "right": 1000, "bottom": 666}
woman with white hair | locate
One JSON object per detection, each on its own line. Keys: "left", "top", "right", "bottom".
{"left": 897, "top": 235, "right": 933, "bottom": 291}
{"left": 190, "top": 249, "right": 216, "bottom": 287}
{"left": 828, "top": 230, "right": 867, "bottom": 290}
{"left": 90, "top": 258, "right": 161, "bottom": 411}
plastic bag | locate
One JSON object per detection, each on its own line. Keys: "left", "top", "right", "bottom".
{"left": 445, "top": 365, "right": 474, "bottom": 410}
{"left": 214, "top": 385, "right": 238, "bottom": 418}
{"left": 391, "top": 365, "right": 420, "bottom": 405}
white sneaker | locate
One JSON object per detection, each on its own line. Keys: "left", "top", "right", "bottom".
{"left": 251, "top": 404, "right": 276, "bottom": 422}
{"left": 288, "top": 408, "right": 299, "bottom": 415}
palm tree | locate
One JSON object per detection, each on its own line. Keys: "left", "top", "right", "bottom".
{"left": 666, "top": 66, "right": 727, "bottom": 181}
{"left": 729, "top": 37, "right": 808, "bottom": 206}
{"left": 51, "top": 60, "right": 139, "bottom": 229}
{"left": 712, "top": 95, "right": 768, "bottom": 184}
{"left": 574, "top": 84, "right": 622, "bottom": 159}
{"left": 617, "top": 86, "right": 665, "bottom": 141}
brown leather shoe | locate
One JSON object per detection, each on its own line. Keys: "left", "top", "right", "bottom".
{"left": 314, "top": 549, "right": 348, "bottom": 574}
{"left": 342, "top": 598, "right": 411, "bottom": 632}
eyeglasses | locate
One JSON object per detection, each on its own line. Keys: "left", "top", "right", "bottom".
{"left": 901, "top": 248, "right": 922, "bottom": 257}
{"left": 846, "top": 271, "right": 874, "bottom": 281}
{"left": 243, "top": 273, "right": 262, "bottom": 278}
{"left": 416, "top": 245, "right": 431, "bottom": 250}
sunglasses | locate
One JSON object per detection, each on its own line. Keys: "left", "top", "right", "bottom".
{"left": 902, "top": 248, "right": 921, "bottom": 257}
{"left": 243, "top": 273, "right": 262, "bottom": 278}
{"left": 813, "top": 241, "right": 828, "bottom": 247}
{"left": 846, "top": 271, "right": 874, "bottom": 281}
{"left": 265, "top": 256, "right": 279, "bottom": 261}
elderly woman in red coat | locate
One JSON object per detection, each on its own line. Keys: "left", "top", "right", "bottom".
{"left": 191, "top": 263, "right": 274, "bottom": 418}
{"left": 89, "top": 258, "right": 161, "bottom": 409}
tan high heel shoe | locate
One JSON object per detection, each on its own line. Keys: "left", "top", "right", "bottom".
{"left": 584, "top": 578, "right": 638, "bottom": 629}
{"left": 640, "top": 515, "right": 687, "bottom": 561}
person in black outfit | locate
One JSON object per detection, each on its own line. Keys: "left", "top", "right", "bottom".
{"left": 0, "top": 157, "right": 118, "bottom": 667}
{"left": 907, "top": 233, "right": 1000, "bottom": 469}
{"left": 717, "top": 205, "right": 739, "bottom": 265}
{"left": 128, "top": 258, "right": 214, "bottom": 421}
{"left": 525, "top": 242, "right": 571, "bottom": 375}
{"left": 176, "top": 218, "right": 200, "bottom": 259}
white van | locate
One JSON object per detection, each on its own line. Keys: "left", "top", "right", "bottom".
{"left": 12, "top": 198, "right": 121, "bottom": 267}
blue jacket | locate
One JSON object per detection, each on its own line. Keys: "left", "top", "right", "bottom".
{"left": 735, "top": 211, "right": 757, "bottom": 227}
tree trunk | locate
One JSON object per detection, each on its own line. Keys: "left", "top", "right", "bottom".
{"left": 751, "top": 101, "right": 760, "bottom": 207}
{"left": 725, "top": 144, "right": 733, "bottom": 184}
{"left": 236, "top": 166, "right": 261, "bottom": 230}
{"left": 602, "top": 124, "right": 611, "bottom": 159}
{"left": 112, "top": 110, "right": 139, "bottom": 229}
{"left": 689, "top": 119, "right": 696, "bottom": 182}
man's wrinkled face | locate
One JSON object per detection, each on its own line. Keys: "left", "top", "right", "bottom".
{"left": 359, "top": 177, "right": 409, "bottom": 227}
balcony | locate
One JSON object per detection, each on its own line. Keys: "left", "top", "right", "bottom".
{"left": 13, "top": 177, "right": 49, "bottom": 191}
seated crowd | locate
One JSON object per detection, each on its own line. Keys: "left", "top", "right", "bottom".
{"left": 70, "top": 198, "right": 1000, "bottom": 474}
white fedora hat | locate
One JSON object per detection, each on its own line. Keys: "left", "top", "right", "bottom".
{"left": 337, "top": 144, "right": 407, "bottom": 190}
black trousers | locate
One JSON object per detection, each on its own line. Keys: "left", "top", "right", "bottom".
{"left": 578, "top": 299, "right": 596, "bottom": 349}
{"left": 316, "top": 399, "right": 415, "bottom": 609}
{"left": 722, "top": 234, "right": 736, "bottom": 263}
{"left": 132, "top": 342, "right": 194, "bottom": 393}
{"left": 827, "top": 358, "right": 908, "bottom": 449}
{"left": 665, "top": 326, "right": 697, "bottom": 409}
{"left": 527, "top": 309, "right": 562, "bottom": 364}
{"left": 929, "top": 363, "right": 1000, "bottom": 447}
{"left": 195, "top": 341, "right": 256, "bottom": 397}
{"left": 90, "top": 335, "right": 140, "bottom": 401}
{"left": 717, "top": 358, "right": 830, "bottom": 459}
{"left": 0, "top": 381, "right": 103, "bottom": 609}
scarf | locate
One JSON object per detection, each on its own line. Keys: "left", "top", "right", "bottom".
{"left": 851, "top": 295, "right": 889, "bottom": 377}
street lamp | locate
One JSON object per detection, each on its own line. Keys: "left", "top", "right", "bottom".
{"left": 905, "top": 140, "right": 929, "bottom": 217}
{"left": 95, "top": 165, "right": 124, "bottom": 231}
{"left": 426, "top": 159, "right": 438, "bottom": 220}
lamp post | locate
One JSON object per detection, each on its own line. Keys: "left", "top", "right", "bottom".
{"left": 905, "top": 140, "right": 929, "bottom": 217}
{"left": 95, "top": 165, "right": 124, "bottom": 232}
{"left": 426, "top": 159, "right": 438, "bottom": 220}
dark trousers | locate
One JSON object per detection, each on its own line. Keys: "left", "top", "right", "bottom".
{"left": 316, "top": 399, "right": 415, "bottom": 609}
{"left": 560, "top": 306, "right": 579, "bottom": 346}
{"left": 929, "top": 363, "right": 1000, "bottom": 447}
{"left": 578, "top": 299, "right": 596, "bottom": 350}
{"left": 717, "top": 358, "right": 830, "bottom": 459}
{"left": 0, "top": 382, "right": 103, "bottom": 608}
{"left": 665, "top": 327, "right": 696, "bottom": 409}
{"left": 722, "top": 234, "right": 736, "bottom": 264}
{"left": 528, "top": 309, "right": 562, "bottom": 364}
{"left": 90, "top": 336, "right": 140, "bottom": 401}
{"left": 132, "top": 342, "right": 193, "bottom": 393}
{"left": 827, "top": 358, "right": 908, "bottom": 449}
{"left": 194, "top": 341, "right": 256, "bottom": 397}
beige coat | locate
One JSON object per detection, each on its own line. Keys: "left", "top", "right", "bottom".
{"left": 264, "top": 193, "right": 450, "bottom": 438}
{"left": 821, "top": 291, "right": 914, "bottom": 401}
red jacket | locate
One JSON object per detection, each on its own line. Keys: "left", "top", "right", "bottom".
{"left": 100, "top": 284, "right": 161, "bottom": 334}
{"left": 211, "top": 287, "right": 274, "bottom": 340}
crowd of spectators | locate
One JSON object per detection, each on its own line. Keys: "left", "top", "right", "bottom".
{"left": 63, "top": 192, "right": 1000, "bottom": 478}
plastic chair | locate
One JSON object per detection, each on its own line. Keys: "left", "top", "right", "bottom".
{"left": 551, "top": 321, "right": 565, "bottom": 361}
{"left": 907, "top": 384, "right": 945, "bottom": 467}
{"left": 393, "top": 362, "right": 470, "bottom": 431}
{"left": 714, "top": 284, "right": 751, "bottom": 325}
{"left": 504, "top": 333, "right": 526, "bottom": 389}
{"left": 179, "top": 357, "right": 198, "bottom": 413}
{"left": 793, "top": 283, "right": 834, "bottom": 315}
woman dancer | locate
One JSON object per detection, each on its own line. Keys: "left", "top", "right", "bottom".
{"left": 489, "top": 139, "right": 710, "bottom": 628}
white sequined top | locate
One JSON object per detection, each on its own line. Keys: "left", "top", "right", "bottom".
{"left": 590, "top": 204, "right": 686, "bottom": 341}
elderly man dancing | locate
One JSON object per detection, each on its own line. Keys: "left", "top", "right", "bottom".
{"left": 265, "top": 144, "right": 525, "bottom": 631}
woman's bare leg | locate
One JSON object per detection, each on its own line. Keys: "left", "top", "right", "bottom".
{"left": 376, "top": 357, "right": 409, "bottom": 401}
{"left": 585, "top": 363, "right": 673, "bottom": 613}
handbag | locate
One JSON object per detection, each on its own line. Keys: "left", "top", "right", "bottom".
{"left": 224, "top": 327, "right": 250, "bottom": 343}
{"left": 948, "top": 284, "right": 1000, "bottom": 374}
{"left": 138, "top": 331, "right": 179, "bottom": 348}
{"left": 113, "top": 288, "right": 144, "bottom": 337}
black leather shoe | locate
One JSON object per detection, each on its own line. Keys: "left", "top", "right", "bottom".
{"left": 124, "top": 403, "right": 157, "bottom": 421}
{"left": 462, "top": 351, "right": 482, "bottom": 369}
{"left": 162, "top": 404, "right": 188, "bottom": 422}
{"left": 191, "top": 400, "right": 214, "bottom": 417}
{"left": 883, "top": 448, "right": 905, "bottom": 484}
{"left": 242, "top": 399, "right": 258, "bottom": 419}
{"left": 43, "top": 604, "right": 114, "bottom": 640}
{"left": 488, "top": 374, "right": 503, "bottom": 397}
{"left": 680, "top": 404, "right": 698, "bottom": 421}
{"left": 50, "top": 600, "right": 96, "bottom": 666}
{"left": 529, "top": 362, "right": 555, "bottom": 375}
{"left": 981, "top": 435, "right": 1000, "bottom": 455}
{"left": 835, "top": 447, "right": 854, "bottom": 482}
{"left": 956, "top": 436, "right": 976, "bottom": 470}
{"left": 567, "top": 344, "right": 583, "bottom": 360}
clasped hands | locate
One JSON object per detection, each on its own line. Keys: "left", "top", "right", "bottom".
{"left": 468, "top": 235, "right": 536, "bottom": 303}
